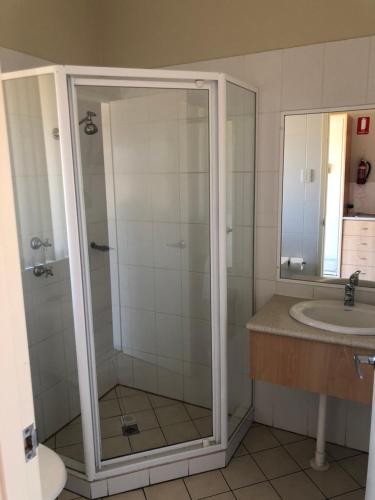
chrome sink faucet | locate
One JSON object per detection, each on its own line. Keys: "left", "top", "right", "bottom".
{"left": 344, "top": 270, "right": 361, "bottom": 306}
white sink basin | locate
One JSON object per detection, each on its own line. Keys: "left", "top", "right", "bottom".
{"left": 289, "top": 300, "right": 375, "bottom": 335}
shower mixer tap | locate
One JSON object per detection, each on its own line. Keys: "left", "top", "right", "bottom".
{"left": 33, "top": 264, "right": 54, "bottom": 278}
{"left": 30, "top": 236, "right": 52, "bottom": 250}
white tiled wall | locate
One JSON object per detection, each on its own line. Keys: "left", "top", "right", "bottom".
{"left": 169, "top": 35, "right": 375, "bottom": 451}
{"left": 104, "top": 90, "right": 213, "bottom": 407}
{"left": 23, "top": 260, "right": 79, "bottom": 441}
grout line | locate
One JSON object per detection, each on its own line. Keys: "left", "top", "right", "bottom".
{"left": 334, "top": 458, "right": 365, "bottom": 489}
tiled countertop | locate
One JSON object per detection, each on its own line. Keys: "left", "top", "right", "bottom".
{"left": 246, "top": 295, "right": 375, "bottom": 350}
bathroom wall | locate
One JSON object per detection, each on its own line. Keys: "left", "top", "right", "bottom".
{"left": 168, "top": 35, "right": 375, "bottom": 451}
{"left": 103, "top": 90, "right": 213, "bottom": 408}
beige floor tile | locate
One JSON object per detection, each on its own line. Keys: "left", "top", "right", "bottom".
{"left": 56, "top": 423, "right": 83, "bottom": 448}
{"left": 285, "top": 438, "right": 332, "bottom": 469}
{"left": 119, "top": 394, "right": 152, "bottom": 413}
{"left": 116, "top": 385, "right": 144, "bottom": 398}
{"left": 272, "top": 471, "right": 324, "bottom": 500}
{"left": 221, "top": 455, "right": 265, "bottom": 489}
{"left": 127, "top": 409, "right": 159, "bottom": 432}
{"left": 58, "top": 490, "right": 82, "bottom": 500}
{"left": 99, "top": 398, "right": 122, "bottom": 419}
{"left": 333, "top": 489, "right": 366, "bottom": 500}
{"left": 193, "top": 416, "right": 213, "bottom": 437}
{"left": 233, "top": 481, "right": 280, "bottom": 500}
{"left": 102, "top": 435, "right": 131, "bottom": 460}
{"left": 185, "top": 470, "right": 230, "bottom": 499}
{"left": 306, "top": 463, "right": 359, "bottom": 498}
{"left": 339, "top": 454, "right": 368, "bottom": 487}
{"left": 326, "top": 443, "right": 363, "bottom": 460}
{"left": 56, "top": 443, "right": 85, "bottom": 462}
{"left": 162, "top": 420, "right": 200, "bottom": 445}
{"left": 144, "top": 479, "right": 190, "bottom": 499}
{"left": 185, "top": 403, "right": 212, "bottom": 419}
{"left": 129, "top": 428, "right": 166, "bottom": 453}
{"left": 148, "top": 394, "right": 177, "bottom": 408}
{"left": 101, "top": 388, "right": 118, "bottom": 401}
{"left": 204, "top": 493, "right": 235, "bottom": 499}
{"left": 252, "top": 446, "right": 300, "bottom": 479}
{"left": 234, "top": 444, "right": 248, "bottom": 458}
{"left": 242, "top": 426, "right": 279, "bottom": 453}
{"left": 101, "top": 416, "right": 123, "bottom": 439}
{"left": 154, "top": 404, "right": 190, "bottom": 426}
{"left": 270, "top": 427, "right": 306, "bottom": 445}
{"left": 107, "top": 490, "right": 145, "bottom": 499}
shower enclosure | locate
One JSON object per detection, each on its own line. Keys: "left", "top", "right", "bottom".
{"left": 0, "top": 66, "right": 256, "bottom": 497}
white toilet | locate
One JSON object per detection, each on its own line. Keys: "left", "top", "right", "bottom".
{"left": 38, "top": 444, "right": 67, "bottom": 500}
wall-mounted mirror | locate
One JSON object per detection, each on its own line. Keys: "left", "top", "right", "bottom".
{"left": 280, "top": 108, "right": 375, "bottom": 286}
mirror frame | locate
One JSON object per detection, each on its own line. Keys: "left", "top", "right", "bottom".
{"left": 277, "top": 105, "right": 375, "bottom": 291}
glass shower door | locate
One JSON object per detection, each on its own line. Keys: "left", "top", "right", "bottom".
{"left": 226, "top": 81, "right": 256, "bottom": 437}
{"left": 72, "top": 84, "right": 213, "bottom": 461}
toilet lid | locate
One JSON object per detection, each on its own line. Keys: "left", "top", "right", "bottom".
{"left": 38, "top": 444, "right": 67, "bottom": 500}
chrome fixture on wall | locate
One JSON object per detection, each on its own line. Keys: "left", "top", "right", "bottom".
{"left": 30, "top": 236, "right": 52, "bottom": 250}
{"left": 33, "top": 264, "right": 54, "bottom": 278}
{"left": 79, "top": 111, "right": 98, "bottom": 135}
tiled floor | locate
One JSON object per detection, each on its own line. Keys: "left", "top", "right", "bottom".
{"left": 46, "top": 384, "right": 212, "bottom": 461}
{"left": 58, "top": 423, "right": 367, "bottom": 500}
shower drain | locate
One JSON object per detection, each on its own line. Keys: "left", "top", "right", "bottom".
{"left": 121, "top": 414, "right": 140, "bottom": 436}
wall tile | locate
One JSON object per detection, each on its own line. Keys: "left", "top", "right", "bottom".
{"left": 255, "top": 279, "right": 276, "bottom": 311}
{"left": 150, "top": 460, "right": 189, "bottom": 484}
{"left": 282, "top": 44, "right": 324, "bottom": 110}
{"left": 255, "top": 227, "right": 278, "bottom": 280}
{"left": 322, "top": 37, "right": 371, "bottom": 107}
{"left": 256, "top": 171, "right": 279, "bottom": 227}
{"left": 155, "top": 269, "right": 182, "bottom": 315}
{"left": 244, "top": 50, "right": 283, "bottom": 112}
{"left": 108, "top": 470, "right": 149, "bottom": 495}
{"left": 257, "top": 112, "right": 281, "bottom": 172}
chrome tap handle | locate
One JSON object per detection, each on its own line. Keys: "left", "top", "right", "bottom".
{"left": 33, "top": 264, "right": 54, "bottom": 278}
{"left": 354, "top": 354, "right": 375, "bottom": 380}
{"left": 349, "top": 270, "right": 361, "bottom": 286}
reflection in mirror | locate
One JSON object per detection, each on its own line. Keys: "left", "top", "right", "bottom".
{"left": 281, "top": 109, "right": 375, "bottom": 285}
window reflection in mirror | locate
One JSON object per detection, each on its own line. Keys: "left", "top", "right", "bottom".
{"left": 281, "top": 109, "right": 375, "bottom": 284}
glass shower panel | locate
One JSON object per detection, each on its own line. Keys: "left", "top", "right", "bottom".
{"left": 3, "top": 75, "right": 84, "bottom": 469}
{"left": 74, "top": 86, "right": 213, "bottom": 460}
{"left": 226, "top": 82, "right": 256, "bottom": 437}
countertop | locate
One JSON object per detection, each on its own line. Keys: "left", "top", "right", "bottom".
{"left": 343, "top": 216, "right": 375, "bottom": 221}
{"left": 246, "top": 295, "right": 375, "bottom": 350}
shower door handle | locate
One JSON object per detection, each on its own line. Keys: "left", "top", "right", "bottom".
{"left": 90, "top": 241, "right": 112, "bottom": 252}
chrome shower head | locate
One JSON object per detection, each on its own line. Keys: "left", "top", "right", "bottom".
{"left": 79, "top": 111, "right": 98, "bottom": 135}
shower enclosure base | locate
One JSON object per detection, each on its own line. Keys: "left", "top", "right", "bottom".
{"left": 63, "top": 406, "right": 254, "bottom": 499}
{"left": 44, "top": 384, "right": 214, "bottom": 463}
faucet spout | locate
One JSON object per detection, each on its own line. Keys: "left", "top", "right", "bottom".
{"left": 344, "top": 270, "right": 361, "bottom": 306}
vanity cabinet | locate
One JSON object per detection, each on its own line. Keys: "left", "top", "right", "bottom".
{"left": 342, "top": 219, "right": 375, "bottom": 281}
{"left": 250, "top": 331, "right": 373, "bottom": 404}
{"left": 248, "top": 295, "right": 375, "bottom": 406}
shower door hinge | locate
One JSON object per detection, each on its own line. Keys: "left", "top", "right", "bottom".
{"left": 23, "top": 423, "right": 38, "bottom": 462}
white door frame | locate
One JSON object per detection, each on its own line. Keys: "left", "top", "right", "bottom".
{"left": 0, "top": 80, "right": 42, "bottom": 499}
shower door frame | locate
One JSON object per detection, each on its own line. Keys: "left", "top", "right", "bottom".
{"left": 67, "top": 72, "right": 225, "bottom": 479}
{"left": 0, "top": 65, "right": 257, "bottom": 483}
